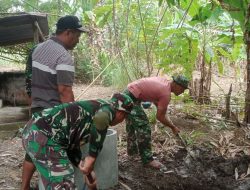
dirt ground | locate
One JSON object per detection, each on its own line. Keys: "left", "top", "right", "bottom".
{"left": 113, "top": 118, "right": 250, "bottom": 190}
{"left": 1, "top": 83, "right": 250, "bottom": 190}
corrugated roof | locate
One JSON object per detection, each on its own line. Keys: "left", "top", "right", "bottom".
{"left": 0, "top": 12, "right": 49, "bottom": 46}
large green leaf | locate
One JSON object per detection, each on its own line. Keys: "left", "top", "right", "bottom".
{"left": 191, "top": 3, "right": 212, "bottom": 23}
{"left": 83, "top": 11, "right": 95, "bottom": 22}
{"left": 93, "top": 4, "right": 112, "bottom": 17}
{"left": 180, "top": 0, "right": 200, "bottom": 17}
{"left": 229, "top": 12, "right": 245, "bottom": 29}
{"left": 223, "top": 0, "right": 244, "bottom": 9}
{"left": 205, "top": 45, "right": 214, "bottom": 59}
{"left": 160, "top": 23, "right": 199, "bottom": 40}
{"left": 158, "top": 0, "right": 164, "bottom": 6}
{"left": 93, "top": 5, "right": 113, "bottom": 27}
{"left": 209, "top": 6, "right": 224, "bottom": 23}
{"left": 231, "top": 43, "right": 244, "bottom": 61}
{"left": 156, "top": 31, "right": 198, "bottom": 77}
{"left": 218, "top": 0, "right": 247, "bottom": 31}
{"left": 166, "top": 0, "right": 180, "bottom": 6}
{"left": 217, "top": 60, "right": 224, "bottom": 75}
{"left": 81, "top": 0, "right": 100, "bottom": 11}
{"left": 97, "top": 11, "right": 112, "bottom": 27}
{"left": 217, "top": 47, "right": 232, "bottom": 61}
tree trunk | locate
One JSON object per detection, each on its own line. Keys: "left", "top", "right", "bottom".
{"left": 198, "top": 53, "right": 205, "bottom": 104}
{"left": 244, "top": 32, "right": 250, "bottom": 124}
{"left": 244, "top": 4, "right": 250, "bottom": 124}
{"left": 225, "top": 84, "right": 232, "bottom": 119}
{"left": 191, "top": 52, "right": 211, "bottom": 104}
{"left": 197, "top": 52, "right": 211, "bottom": 104}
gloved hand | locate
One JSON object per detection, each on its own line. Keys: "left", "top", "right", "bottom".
{"left": 67, "top": 148, "right": 82, "bottom": 167}
{"left": 142, "top": 102, "right": 152, "bottom": 109}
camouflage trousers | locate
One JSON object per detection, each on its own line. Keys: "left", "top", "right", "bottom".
{"left": 22, "top": 122, "right": 76, "bottom": 190}
{"left": 125, "top": 103, "right": 153, "bottom": 164}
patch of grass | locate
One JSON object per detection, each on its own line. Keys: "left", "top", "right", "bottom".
{"left": 214, "top": 121, "right": 228, "bottom": 130}
{"left": 180, "top": 130, "right": 206, "bottom": 146}
{"left": 147, "top": 106, "right": 157, "bottom": 124}
{"left": 103, "top": 60, "right": 138, "bottom": 90}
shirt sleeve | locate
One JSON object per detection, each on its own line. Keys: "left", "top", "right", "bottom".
{"left": 88, "top": 110, "right": 111, "bottom": 157}
{"left": 56, "top": 53, "right": 75, "bottom": 86}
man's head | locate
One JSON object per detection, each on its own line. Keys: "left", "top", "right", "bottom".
{"left": 109, "top": 93, "right": 134, "bottom": 126}
{"left": 55, "top": 15, "right": 88, "bottom": 50}
{"left": 171, "top": 75, "right": 189, "bottom": 96}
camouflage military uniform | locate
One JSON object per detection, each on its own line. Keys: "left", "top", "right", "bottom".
{"left": 123, "top": 90, "right": 153, "bottom": 164}
{"left": 25, "top": 46, "right": 37, "bottom": 97}
{"left": 22, "top": 100, "right": 116, "bottom": 189}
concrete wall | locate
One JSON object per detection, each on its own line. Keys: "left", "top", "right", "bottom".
{"left": 0, "top": 71, "right": 29, "bottom": 106}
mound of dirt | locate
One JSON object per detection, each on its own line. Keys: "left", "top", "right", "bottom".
{"left": 116, "top": 146, "right": 250, "bottom": 190}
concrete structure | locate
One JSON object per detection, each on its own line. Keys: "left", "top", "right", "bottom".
{"left": 0, "top": 71, "right": 29, "bottom": 106}
{"left": 0, "top": 13, "right": 49, "bottom": 106}
{"left": 39, "top": 129, "right": 118, "bottom": 190}
{"left": 75, "top": 128, "right": 118, "bottom": 190}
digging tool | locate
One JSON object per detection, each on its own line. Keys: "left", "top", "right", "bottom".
{"left": 177, "top": 133, "right": 187, "bottom": 147}
{"left": 177, "top": 133, "right": 195, "bottom": 159}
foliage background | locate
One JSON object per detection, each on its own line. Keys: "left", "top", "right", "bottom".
{"left": 0, "top": 0, "right": 248, "bottom": 95}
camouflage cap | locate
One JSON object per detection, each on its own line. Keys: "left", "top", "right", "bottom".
{"left": 172, "top": 75, "right": 189, "bottom": 89}
{"left": 110, "top": 93, "right": 134, "bottom": 113}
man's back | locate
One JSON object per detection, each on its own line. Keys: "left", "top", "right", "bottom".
{"left": 31, "top": 38, "right": 75, "bottom": 108}
{"left": 128, "top": 76, "right": 171, "bottom": 108}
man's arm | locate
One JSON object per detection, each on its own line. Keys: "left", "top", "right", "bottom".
{"left": 56, "top": 53, "right": 75, "bottom": 103}
{"left": 58, "top": 84, "right": 74, "bottom": 103}
{"left": 79, "top": 156, "right": 96, "bottom": 174}
{"left": 79, "top": 111, "right": 110, "bottom": 174}
{"left": 156, "top": 108, "right": 180, "bottom": 135}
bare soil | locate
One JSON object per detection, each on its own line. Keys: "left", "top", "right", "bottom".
{"left": 113, "top": 118, "right": 250, "bottom": 190}
{"left": 1, "top": 83, "right": 250, "bottom": 190}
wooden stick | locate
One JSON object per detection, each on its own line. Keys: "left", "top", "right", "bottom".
{"left": 119, "top": 180, "right": 132, "bottom": 190}
{"left": 75, "top": 53, "right": 120, "bottom": 100}
{"left": 34, "top": 21, "right": 46, "bottom": 41}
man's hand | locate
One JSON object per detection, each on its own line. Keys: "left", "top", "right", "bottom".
{"left": 78, "top": 156, "right": 96, "bottom": 175}
{"left": 171, "top": 126, "right": 180, "bottom": 135}
{"left": 84, "top": 171, "right": 97, "bottom": 190}
{"left": 58, "top": 85, "right": 74, "bottom": 103}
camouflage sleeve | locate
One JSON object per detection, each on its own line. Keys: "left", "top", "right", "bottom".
{"left": 88, "top": 111, "right": 110, "bottom": 157}
{"left": 25, "top": 46, "right": 37, "bottom": 97}
{"left": 25, "top": 51, "right": 32, "bottom": 97}
{"left": 67, "top": 146, "right": 82, "bottom": 167}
